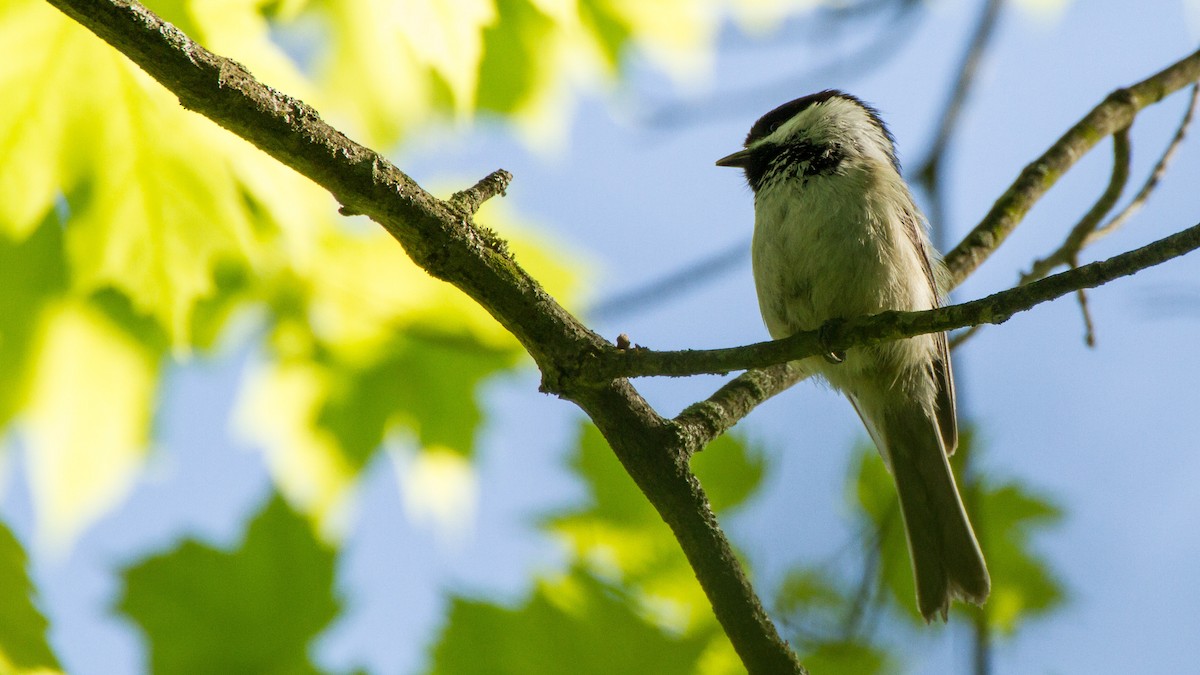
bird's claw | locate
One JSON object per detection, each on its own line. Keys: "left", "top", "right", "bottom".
{"left": 818, "top": 320, "right": 846, "bottom": 365}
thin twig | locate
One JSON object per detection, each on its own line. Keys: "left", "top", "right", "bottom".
{"left": 1022, "top": 127, "right": 1132, "bottom": 284}
{"left": 645, "top": 0, "right": 920, "bottom": 129}
{"left": 916, "top": 0, "right": 1006, "bottom": 243}
{"left": 840, "top": 510, "right": 891, "bottom": 637}
{"left": 1089, "top": 82, "right": 1200, "bottom": 243}
{"left": 589, "top": 240, "right": 748, "bottom": 321}
{"left": 1075, "top": 284, "right": 1097, "bottom": 347}
{"left": 973, "top": 613, "right": 993, "bottom": 675}
{"left": 449, "top": 169, "right": 512, "bottom": 215}
{"left": 772, "top": 506, "right": 891, "bottom": 646}
{"left": 948, "top": 324, "right": 984, "bottom": 350}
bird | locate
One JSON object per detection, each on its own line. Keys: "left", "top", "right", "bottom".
{"left": 716, "top": 90, "right": 989, "bottom": 621}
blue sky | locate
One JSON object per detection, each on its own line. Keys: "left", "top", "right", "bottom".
{"left": 6, "top": 1, "right": 1200, "bottom": 673}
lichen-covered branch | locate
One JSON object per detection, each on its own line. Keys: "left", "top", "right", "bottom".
{"left": 41, "top": 0, "right": 1200, "bottom": 670}
{"left": 674, "top": 364, "right": 806, "bottom": 448}
{"left": 45, "top": 1, "right": 803, "bottom": 672}
{"left": 449, "top": 169, "right": 513, "bottom": 216}
{"left": 944, "top": 47, "right": 1200, "bottom": 285}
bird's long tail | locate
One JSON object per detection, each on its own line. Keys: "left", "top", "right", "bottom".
{"left": 881, "top": 400, "right": 990, "bottom": 622}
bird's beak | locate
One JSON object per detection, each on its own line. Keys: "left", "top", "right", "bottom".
{"left": 715, "top": 148, "right": 752, "bottom": 168}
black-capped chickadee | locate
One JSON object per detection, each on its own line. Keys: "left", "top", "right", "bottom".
{"left": 717, "top": 90, "right": 989, "bottom": 621}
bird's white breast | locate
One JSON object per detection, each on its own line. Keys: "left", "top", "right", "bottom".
{"left": 751, "top": 160, "right": 940, "bottom": 390}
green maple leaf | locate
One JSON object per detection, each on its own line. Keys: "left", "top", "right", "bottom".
{"left": 0, "top": 0, "right": 260, "bottom": 346}
{"left": 428, "top": 570, "right": 710, "bottom": 675}
{"left": 117, "top": 495, "right": 340, "bottom": 674}
{"left": 0, "top": 520, "right": 62, "bottom": 673}
{"left": 853, "top": 429, "right": 1065, "bottom": 632}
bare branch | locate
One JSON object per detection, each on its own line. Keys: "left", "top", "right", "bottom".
{"left": 588, "top": 239, "right": 747, "bottom": 321}
{"left": 45, "top": 1, "right": 804, "bottom": 671}
{"left": 449, "top": 169, "right": 513, "bottom": 215}
{"left": 915, "top": 0, "right": 1006, "bottom": 238}
{"left": 1022, "top": 128, "right": 1132, "bottom": 284}
{"left": 1074, "top": 285, "right": 1098, "bottom": 347}
{"left": 948, "top": 324, "right": 985, "bottom": 350}
{"left": 587, "top": 220, "right": 1200, "bottom": 380}
{"left": 1089, "top": 83, "right": 1200, "bottom": 243}
{"left": 944, "top": 47, "right": 1200, "bottom": 285}
{"left": 674, "top": 364, "right": 806, "bottom": 447}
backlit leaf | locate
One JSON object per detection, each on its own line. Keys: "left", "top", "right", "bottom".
{"left": 316, "top": 332, "right": 516, "bottom": 465}
{"left": 0, "top": 0, "right": 260, "bottom": 346}
{"left": 975, "top": 484, "right": 1064, "bottom": 634}
{"left": 545, "top": 422, "right": 764, "bottom": 635}
{"left": 804, "top": 639, "right": 891, "bottom": 675}
{"left": 0, "top": 2, "right": 77, "bottom": 239}
{"left": 578, "top": 0, "right": 633, "bottom": 70}
{"left": 0, "top": 215, "right": 68, "bottom": 428}
{"left": 236, "top": 360, "right": 359, "bottom": 535}
{"left": 0, "top": 520, "right": 61, "bottom": 673}
{"left": 21, "top": 300, "right": 158, "bottom": 549}
{"left": 852, "top": 429, "right": 1065, "bottom": 632}
{"left": 428, "top": 569, "right": 710, "bottom": 675}
{"left": 314, "top": 0, "right": 495, "bottom": 143}
{"left": 476, "top": 0, "right": 557, "bottom": 116}
{"left": 118, "top": 495, "right": 339, "bottom": 674}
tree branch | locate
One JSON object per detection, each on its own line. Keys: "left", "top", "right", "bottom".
{"left": 45, "top": 0, "right": 803, "bottom": 671}
{"left": 449, "top": 169, "right": 513, "bottom": 216}
{"left": 674, "top": 364, "right": 806, "bottom": 447}
{"left": 1089, "top": 83, "right": 1200, "bottom": 244}
{"left": 1022, "top": 127, "right": 1132, "bottom": 285}
{"left": 944, "top": 46, "right": 1200, "bottom": 285}
{"left": 587, "top": 219, "right": 1200, "bottom": 380}
{"left": 588, "top": 239, "right": 748, "bottom": 321}
{"left": 40, "top": 1, "right": 1200, "bottom": 670}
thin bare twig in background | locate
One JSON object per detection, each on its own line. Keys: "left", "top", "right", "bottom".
{"left": 645, "top": 0, "right": 921, "bottom": 129}
{"left": 916, "top": 0, "right": 1006, "bottom": 247}
{"left": 771, "top": 505, "right": 892, "bottom": 647}
{"left": 910, "top": 7, "right": 1005, "bottom": 661}
{"left": 588, "top": 239, "right": 747, "bottom": 321}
